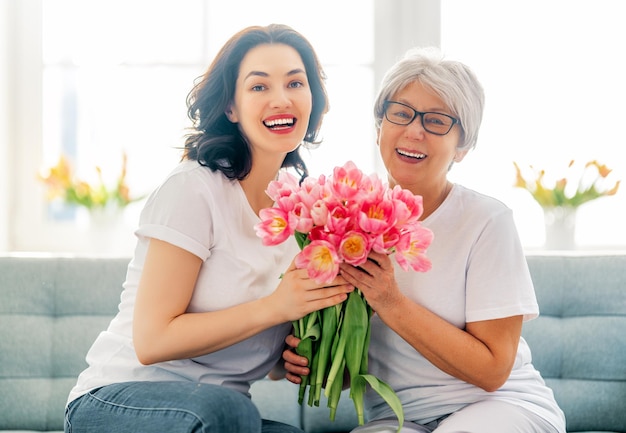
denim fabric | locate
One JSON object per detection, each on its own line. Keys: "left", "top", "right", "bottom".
{"left": 64, "top": 381, "right": 304, "bottom": 433}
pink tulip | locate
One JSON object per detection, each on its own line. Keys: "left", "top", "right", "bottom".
{"left": 292, "top": 201, "right": 314, "bottom": 234}
{"left": 390, "top": 185, "right": 424, "bottom": 224}
{"left": 326, "top": 202, "right": 355, "bottom": 236}
{"left": 295, "top": 240, "right": 341, "bottom": 284}
{"left": 255, "top": 207, "right": 297, "bottom": 246}
{"left": 266, "top": 171, "right": 299, "bottom": 202}
{"left": 357, "top": 199, "right": 396, "bottom": 235}
{"left": 300, "top": 175, "right": 325, "bottom": 199}
{"left": 309, "top": 227, "right": 342, "bottom": 252}
{"left": 310, "top": 199, "right": 329, "bottom": 227}
{"left": 339, "top": 231, "right": 370, "bottom": 266}
{"left": 394, "top": 226, "right": 434, "bottom": 272}
{"left": 331, "top": 161, "right": 364, "bottom": 201}
{"left": 370, "top": 226, "right": 401, "bottom": 254}
{"left": 360, "top": 174, "right": 386, "bottom": 203}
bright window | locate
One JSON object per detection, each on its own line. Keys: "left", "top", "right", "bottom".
{"left": 441, "top": 0, "right": 626, "bottom": 249}
{"left": 37, "top": 0, "right": 375, "bottom": 254}
{"left": 7, "top": 1, "right": 625, "bottom": 253}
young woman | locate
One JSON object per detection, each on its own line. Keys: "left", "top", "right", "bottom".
{"left": 64, "top": 24, "right": 353, "bottom": 433}
{"left": 282, "top": 47, "right": 566, "bottom": 433}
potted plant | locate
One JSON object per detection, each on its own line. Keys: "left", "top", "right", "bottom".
{"left": 38, "top": 152, "right": 145, "bottom": 223}
{"left": 513, "top": 160, "right": 620, "bottom": 249}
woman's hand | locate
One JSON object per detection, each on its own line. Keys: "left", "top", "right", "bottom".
{"left": 281, "top": 334, "right": 310, "bottom": 384}
{"left": 270, "top": 259, "right": 354, "bottom": 323}
{"left": 339, "top": 251, "right": 403, "bottom": 315}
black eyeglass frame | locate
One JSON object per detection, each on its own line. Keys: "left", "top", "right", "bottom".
{"left": 383, "top": 100, "right": 460, "bottom": 136}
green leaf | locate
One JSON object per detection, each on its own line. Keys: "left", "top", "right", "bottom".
{"left": 296, "top": 336, "right": 313, "bottom": 405}
{"left": 296, "top": 312, "right": 320, "bottom": 405}
{"left": 308, "top": 346, "right": 321, "bottom": 406}
{"left": 343, "top": 291, "right": 369, "bottom": 424}
{"left": 295, "top": 231, "right": 310, "bottom": 250}
{"left": 343, "top": 292, "right": 368, "bottom": 377}
{"left": 324, "top": 326, "right": 346, "bottom": 399}
{"left": 326, "top": 357, "right": 345, "bottom": 421}
{"left": 354, "top": 374, "right": 405, "bottom": 433}
{"left": 350, "top": 373, "right": 367, "bottom": 425}
{"left": 300, "top": 318, "right": 320, "bottom": 341}
{"left": 360, "top": 304, "right": 373, "bottom": 374}
{"left": 312, "top": 305, "right": 338, "bottom": 406}
{"left": 292, "top": 319, "right": 301, "bottom": 339}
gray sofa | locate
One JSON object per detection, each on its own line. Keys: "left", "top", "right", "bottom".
{"left": 1, "top": 253, "right": 625, "bottom": 432}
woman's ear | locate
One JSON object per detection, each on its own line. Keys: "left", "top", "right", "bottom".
{"left": 225, "top": 104, "right": 238, "bottom": 123}
{"left": 453, "top": 149, "right": 469, "bottom": 163}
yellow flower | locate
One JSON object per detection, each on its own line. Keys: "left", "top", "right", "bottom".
{"left": 513, "top": 160, "right": 621, "bottom": 208}
{"left": 38, "top": 152, "right": 144, "bottom": 210}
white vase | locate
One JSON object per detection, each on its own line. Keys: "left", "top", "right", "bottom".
{"left": 89, "top": 204, "right": 123, "bottom": 227}
{"left": 87, "top": 204, "right": 128, "bottom": 255}
{"left": 543, "top": 206, "right": 577, "bottom": 250}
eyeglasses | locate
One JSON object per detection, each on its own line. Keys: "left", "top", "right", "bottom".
{"left": 383, "top": 100, "right": 459, "bottom": 136}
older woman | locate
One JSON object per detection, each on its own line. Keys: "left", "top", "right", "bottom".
{"left": 284, "top": 47, "right": 566, "bottom": 433}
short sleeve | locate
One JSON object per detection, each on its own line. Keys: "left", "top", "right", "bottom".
{"left": 465, "top": 207, "right": 539, "bottom": 323}
{"left": 135, "top": 165, "right": 215, "bottom": 261}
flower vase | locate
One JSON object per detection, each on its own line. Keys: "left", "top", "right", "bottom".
{"left": 88, "top": 205, "right": 127, "bottom": 255}
{"left": 543, "top": 206, "right": 577, "bottom": 250}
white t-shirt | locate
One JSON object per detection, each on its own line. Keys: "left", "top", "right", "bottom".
{"left": 67, "top": 160, "right": 299, "bottom": 405}
{"left": 365, "top": 184, "right": 566, "bottom": 431}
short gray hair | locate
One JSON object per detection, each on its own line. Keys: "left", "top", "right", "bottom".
{"left": 374, "top": 47, "right": 485, "bottom": 151}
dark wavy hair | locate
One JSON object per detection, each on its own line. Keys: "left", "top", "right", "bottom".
{"left": 183, "top": 24, "right": 328, "bottom": 182}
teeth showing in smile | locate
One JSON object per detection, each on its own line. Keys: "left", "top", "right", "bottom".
{"left": 264, "top": 118, "right": 294, "bottom": 128}
{"left": 397, "top": 149, "right": 426, "bottom": 159}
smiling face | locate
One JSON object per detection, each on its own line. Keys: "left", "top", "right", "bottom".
{"left": 377, "top": 80, "right": 467, "bottom": 196}
{"left": 226, "top": 43, "right": 312, "bottom": 161}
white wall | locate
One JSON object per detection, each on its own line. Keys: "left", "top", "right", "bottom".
{"left": 11, "top": 0, "right": 45, "bottom": 253}
{"left": 0, "top": 0, "right": 14, "bottom": 251}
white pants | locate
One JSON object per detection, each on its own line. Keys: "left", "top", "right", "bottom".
{"left": 350, "top": 400, "right": 561, "bottom": 433}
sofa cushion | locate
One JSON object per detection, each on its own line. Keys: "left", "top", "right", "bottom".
{"left": 0, "top": 256, "right": 128, "bottom": 431}
{"left": 523, "top": 254, "right": 626, "bottom": 433}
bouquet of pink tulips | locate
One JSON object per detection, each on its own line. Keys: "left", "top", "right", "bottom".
{"left": 255, "top": 161, "right": 433, "bottom": 427}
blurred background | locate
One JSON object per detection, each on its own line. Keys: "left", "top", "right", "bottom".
{"left": 1, "top": 0, "right": 624, "bottom": 256}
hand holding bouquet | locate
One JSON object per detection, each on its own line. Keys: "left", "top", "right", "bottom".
{"left": 255, "top": 161, "right": 433, "bottom": 428}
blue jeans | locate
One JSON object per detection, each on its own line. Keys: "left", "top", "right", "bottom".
{"left": 64, "top": 381, "right": 304, "bottom": 433}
